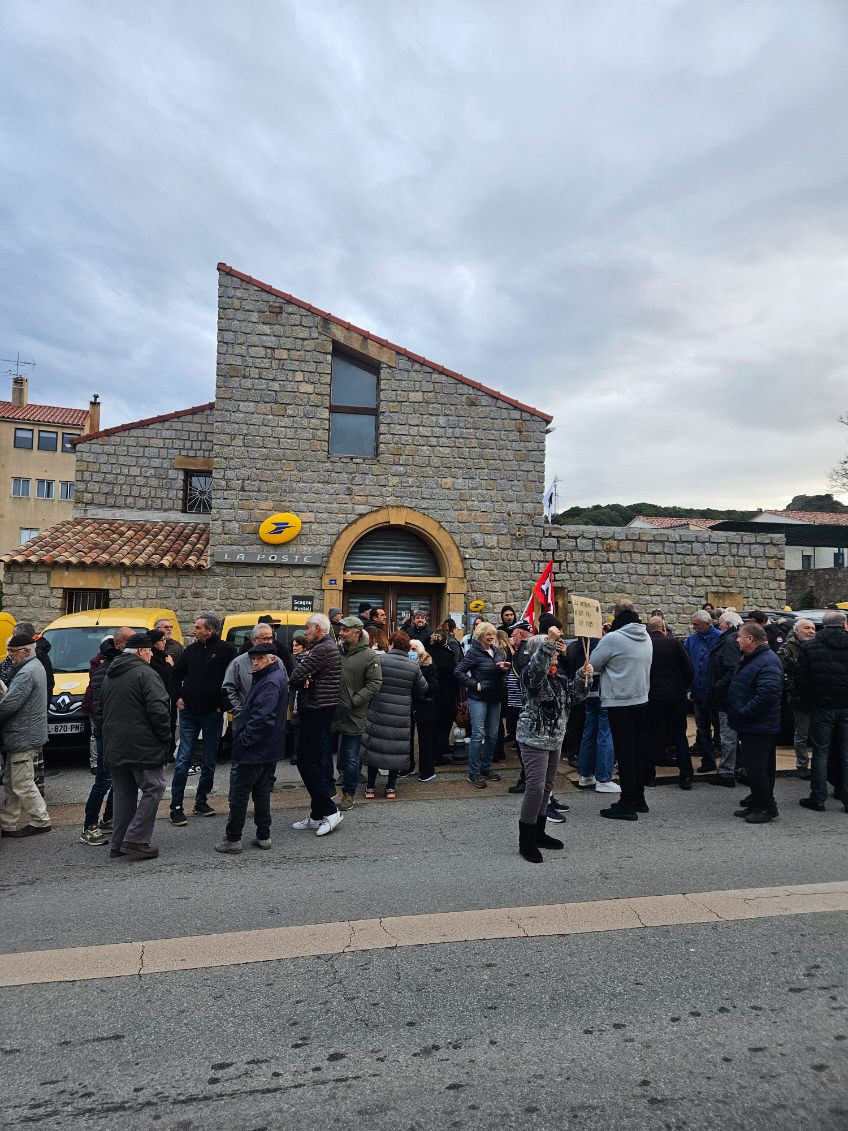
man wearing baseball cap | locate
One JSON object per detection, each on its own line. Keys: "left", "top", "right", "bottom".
{"left": 333, "top": 616, "right": 383, "bottom": 810}
{"left": 0, "top": 634, "right": 51, "bottom": 837}
{"left": 101, "top": 633, "right": 171, "bottom": 860}
{"left": 215, "top": 641, "right": 288, "bottom": 853}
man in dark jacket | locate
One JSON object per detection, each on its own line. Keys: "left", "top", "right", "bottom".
{"left": 793, "top": 609, "right": 848, "bottom": 813}
{"left": 726, "top": 623, "right": 784, "bottom": 824}
{"left": 80, "top": 626, "right": 133, "bottom": 846}
{"left": 168, "top": 612, "right": 236, "bottom": 825}
{"left": 333, "top": 616, "right": 383, "bottom": 811}
{"left": 684, "top": 611, "right": 722, "bottom": 771}
{"left": 646, "top": 616, "right": 695, "bottom": 788}
{"left": 705, "top": 609, "right": 743, "bottom": 787}
{"left": 215, "top": 643, "right": 288, "bottom": 854}
{"left": 102, "top": 633, "right": 171, "bottom": 859}
{"left": 289, "top": 613, "right": 344, "bottom": 836}
{"left": 400, "top": 610, "right": 432, "bottom": 648}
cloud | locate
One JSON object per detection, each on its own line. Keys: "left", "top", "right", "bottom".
{"left": 1, "top": 0, "right": 846, "bottom": 508}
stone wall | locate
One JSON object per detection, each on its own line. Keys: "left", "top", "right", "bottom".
{"left": 545, "top": 525, "right": 786, "bottom": 626}
{"left": 1, "top": 563, "right": 214, "bottom": 635}
{"left": 786, "top": 567, "right": 848, "bottom": 609}
{"left": 74, "top": 408, "right": 215, "bottom": 520}
{"left": 212, "top": 270, "right": 549, "bottom": 610}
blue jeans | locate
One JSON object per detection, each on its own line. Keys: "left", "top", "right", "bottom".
{"left": 170, "top": 709, "right": 224, "bottom": 811}
{"left": 338, "top": 733, "right": 362, "bottom": 796}
{"left": 810, "top": 706, "right": 848, "bottom": 806}
{"left": 83, "top": 736, "right": 113, "bottom": 828}
{"left": 578, "top": 698, "right": 615, "bottom": 781}
{"left": 467, "top": 698, "right": 501, "bottom": 776}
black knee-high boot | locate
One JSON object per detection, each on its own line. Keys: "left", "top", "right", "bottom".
{"left": 536, "top": 814, "right": 564, "bottom": 849}
{"left": 518, "top": 820, "right": 543, "bottom": 863}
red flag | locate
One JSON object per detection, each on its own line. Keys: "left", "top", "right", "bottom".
{"left": 519, "top": 561, "right": 556, "bottom": 633}
{"left": 533, "top": 560, "right": 556, "bottom": 616}
{"left": 519, "top": 592, "right": 536, "bottom": 632}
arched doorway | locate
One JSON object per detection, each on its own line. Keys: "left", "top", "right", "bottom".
{"left": 322, "top": 507, "right": 466, "bottom": 631}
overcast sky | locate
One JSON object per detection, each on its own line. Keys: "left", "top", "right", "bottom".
{"left": 2, "top": 0, "right": 847, "bottom": 510}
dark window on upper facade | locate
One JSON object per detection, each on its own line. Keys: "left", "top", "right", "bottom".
{"left": 329, "top": 350, "right": 378, "bottom": 457}
{"left": 183, "top": 471, "right": 212, "bottom": 513}
{"left": 14, "top": 428, "right": 33, "bottom": 449}
{"left": 62, "top": 433, "right": 76, "bottom": 453}
{"left": 38, "top": 430, "right": 58, "bottom": 452}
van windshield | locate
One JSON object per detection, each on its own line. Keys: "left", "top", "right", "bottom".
{"left": 43, "top": 626, "right": 145, "bottom": 673}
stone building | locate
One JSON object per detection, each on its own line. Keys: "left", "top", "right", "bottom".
{"left": 1, "top": 263, "right": 787, "bottom": 631}
{"left": 2, "top": 264, "right": 551, "bottom": 628}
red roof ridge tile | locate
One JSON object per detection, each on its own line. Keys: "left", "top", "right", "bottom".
{"left": 73, "top": 402, "right": 215, "bottom": 445}
{"left": 217, "top": 263, "right": 554, "bottom": 424}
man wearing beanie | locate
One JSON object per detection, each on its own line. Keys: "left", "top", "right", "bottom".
{"left": 0, "top": 634, "right": 51, "bottom": 837}
{"left": 101, "top": 633, "right": 171, "bottom": 860}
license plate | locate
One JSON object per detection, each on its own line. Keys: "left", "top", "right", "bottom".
{"left": 48, "top": 721, "right": 85, "bottom": 735}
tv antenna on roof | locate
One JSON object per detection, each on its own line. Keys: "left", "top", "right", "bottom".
{"left": 1, "top": 352, "right": 36, "bottom": 377}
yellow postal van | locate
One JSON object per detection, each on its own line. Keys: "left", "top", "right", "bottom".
{"left": 221, "top": 610, "right": 312, "bottom": 652}
{"left": 42, "top": 607, "right": 182, "bottom": 742}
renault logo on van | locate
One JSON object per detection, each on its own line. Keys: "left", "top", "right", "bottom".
{"left": 259, "top": 512, "right": 303, "bottom": 545}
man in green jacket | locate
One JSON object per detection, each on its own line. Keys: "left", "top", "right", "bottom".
{"left": 334, "top": 616, "right": 383, "bottom": 810}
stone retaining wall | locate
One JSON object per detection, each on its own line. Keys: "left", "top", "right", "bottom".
{"left": 544, "top": 525, "right": 786, "bottom": 626}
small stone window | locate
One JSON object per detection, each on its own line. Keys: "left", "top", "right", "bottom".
{"left": 63, "top": 588, "right": 110, "bottom": 615}
{"left": 329, "top": 350, "right": 378, "bottom": 457}
{"left": 183, "top": 471, "right": 212, "bottom": 514}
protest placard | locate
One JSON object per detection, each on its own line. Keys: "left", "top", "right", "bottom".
{"left": 570, "top": 595, "right": 603, "bottom": 639}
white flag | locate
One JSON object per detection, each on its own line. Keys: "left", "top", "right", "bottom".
{"left": 542, "top": 481, "right": 556, "bottom": 521}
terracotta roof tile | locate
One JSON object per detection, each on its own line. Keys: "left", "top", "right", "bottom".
{"left": 0, "top": 401, "right": 88, "bottom": 427}
{"left": 631, "top": 515, "right": 721, "bottom": 529}
{"left": 758, "top": 509, "right": 848, "bottom": 526}
{"left": 2, "top": 519, "right": 209, "bottom": 570}
{"left": 217, "top": 263, "right": 554, "bottom": 424}
{"left": 74, "top": 402, "right": 214, "bottom": 445}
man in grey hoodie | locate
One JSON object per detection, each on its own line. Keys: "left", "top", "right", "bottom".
{"left": 584, "top": 599, "right": 653, "bottom": 821}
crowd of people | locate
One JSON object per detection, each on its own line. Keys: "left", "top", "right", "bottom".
{"left": 0, "top": 597, "right": 846, "bottom": 864}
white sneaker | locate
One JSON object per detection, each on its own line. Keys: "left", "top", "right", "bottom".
{"left": 577, "top": 775, "right": 596, "bottom": 789}
{"left": 292, "top": 815, "right": 321, "bottom": 830}
{"left": 595, "top": 780, "right": 622, "bottom": 793}
{"left": 316, "top": 811, "right": 343, "bottom": 837}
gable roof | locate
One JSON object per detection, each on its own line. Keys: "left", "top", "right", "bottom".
{"left": 218, "top": 263, "right": 553, "bottom": 423}
{"left": 0, "top": 401, "right": 88, "bottom": 427}
{"left": 73, "top": 402, "right": 214, "bottom": 445}
{"left": 754, "top": 509, "right": 848, "bottom": 526}
{"left": 2, "top": 519, "right": 209, "bottom": 569}
{"left": 630, "top": 515, "right": 721, "bottom": 530}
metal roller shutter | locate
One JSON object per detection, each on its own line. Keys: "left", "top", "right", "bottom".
{"left": 345, "top": 529, "right": 439, "bottom": 576}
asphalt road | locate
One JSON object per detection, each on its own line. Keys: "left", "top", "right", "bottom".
{"left": 2, "top": 776, "right": 847, "bottom": 1129}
